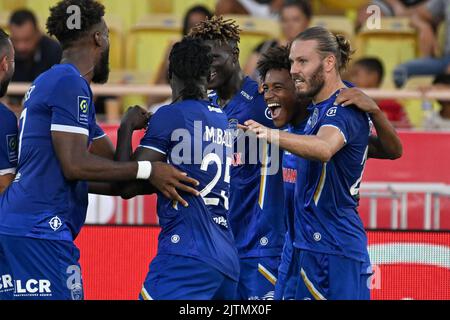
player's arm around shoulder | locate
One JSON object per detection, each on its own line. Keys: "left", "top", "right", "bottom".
{"left": 335, "top": 87, "right": 403, "bottom": 160}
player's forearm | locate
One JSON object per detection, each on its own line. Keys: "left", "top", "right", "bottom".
{"left": 275, "top": 130, "right": 333, "bottom": 162}
{"left": 65, "top": 153, "right": 139, "bottom": 181}
{"left": 88, "top": 182, "right": 121, "bottom": 195}
{"left": 368, "top": 109, "right": 403, "bottom": 160}
{"left": 115, "top": 123, "right": 135, "bottom": 162}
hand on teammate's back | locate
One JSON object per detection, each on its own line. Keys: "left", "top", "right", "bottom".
{"left": 149, "top": 162, "right": 201, "bottom": 208}
{"left": 335, "top": 88, "right": 380, "bottom": 114}
{"left": 121, "top": 105, "right": 151, "bottom": 130}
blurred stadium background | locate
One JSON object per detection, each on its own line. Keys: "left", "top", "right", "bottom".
{"left": 0, "top": 0, "right": 448, "bottom": 300}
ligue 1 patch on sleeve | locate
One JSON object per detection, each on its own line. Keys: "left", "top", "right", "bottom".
{"left": 6, "top": 134, "right": 18, "bottom": 163}
{"left": 77, "top": 96, "right": 90, "bottom": 124}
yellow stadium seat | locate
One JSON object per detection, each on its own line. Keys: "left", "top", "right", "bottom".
{"left": 0, "top": 12, "right": 9, "bottom": 30}
{"left": 104, "top": 14, "right": 125, "bottom": 70}
{"left": 0, "top": 0, "right": 28, "bottom": 12}
{"left": 25, "top": 0, "right": 58, "bottom": 30}
{"left": 355, "top": 17, "right": 418, "bottom": 88}
{"left": 317, "top": 0, "right": 369, "bottom": 11}
{"left": 400, "top": 76, "right": 436, "bottom": 128}
{"left": 222, "top": 15, "right": 279, "bottom": 67}
{"left": 100, "top": 0, "right": 152, "bottom": 31}
{"left": 310, "top": 15, "right": 355, "bottom": 41}
{"left": 147, "top": 0, "right": 174, "bottom": 14}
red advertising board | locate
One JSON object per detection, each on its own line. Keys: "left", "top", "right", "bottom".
{"left": 75, "top": 226, "right": 450, "bottom": 300}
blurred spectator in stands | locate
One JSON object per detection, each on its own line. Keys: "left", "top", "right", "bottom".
{"left": 7, "top": 9, "right": 61, "bottom": 111}
{"left": 148, "top": 5, "right": 213, "bottom": 110}
{"left": 423, "top": 73, "right": 450, "bottom": 129}
{"left": 357, "top": 0, "right": 428, "bottom": 30}
{"left": 350, "top": 57, "right": 411, "bottom": 128}
{"left": 216, "top": 0, "right": 284, "bottom": 18}
{"left": 392, "top": 0, "right": 450, "bottom": 88}
{"left": 154, "top": 5, "right": 213, "bottom": 85}
{"left": 244, "top": 0, "right": 312, "bottom": 79}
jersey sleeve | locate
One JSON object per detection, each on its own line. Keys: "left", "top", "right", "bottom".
{"left": 49, "top": 75, "right": 93, "bottom": 137}
{"left": 139, "top": 105, "right": 184, "bottom": 155}
{"left": 319, "top": 105, "right": 362, "bottom": 145}
{"left": 92, "top": 123, "right": 106, "bottom": 141}
{"left": 0, "top": 110, "right": 18, "bottom": 174}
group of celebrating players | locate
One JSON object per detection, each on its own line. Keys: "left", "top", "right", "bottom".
{"left": 0, "top": 0, "right": 402, "bottom": 300}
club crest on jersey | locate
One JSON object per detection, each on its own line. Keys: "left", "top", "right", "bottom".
{"left": 49, "top": 216, "right": 62, "bottom": 231}
{"left": 308, "top": 107, "right": 319, "bottom": 127}
{"left": 78, "top": 96, "right": 90, "bottom": 124}
{"left": 265, "top": 107, "right": 273, "bottom": 120}
{"left": 228, "top": 118, "right": 240, "bottom": 141}
{"left": 6, "top": 134, "right": 17, "bottom": 163}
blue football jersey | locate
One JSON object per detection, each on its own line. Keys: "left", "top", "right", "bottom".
{"left": 0, "top": 64, "right": 98, "bottom": 241}
{"left": 209, "top": 77, "right": 285, "bottom": 258}
{"left": 293, "top": 88, "right": 371, "bottom": 263}
{"left": 278, "top": 121, "right": 306, "bottom": 275}
{"left": 0, "top": 104, "right": 18, "bottom": 176}
{"left": 139, "top": 99, "right": 240, "bottom": 281}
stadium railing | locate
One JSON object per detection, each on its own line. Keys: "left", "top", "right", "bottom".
{"left": 361, "top": 182, "right": 450, "bottom": 230}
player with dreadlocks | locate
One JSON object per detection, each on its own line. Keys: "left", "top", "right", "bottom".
{"left": 190, "top": 16, "right": 285, "bottom": 300}
{"left": 115, "top": 37, "right": 240, "bottom": 300}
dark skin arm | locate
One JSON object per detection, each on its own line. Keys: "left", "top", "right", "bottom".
{"left": 0, "top": 174, "right": 14, "bottom": 194}
{"left": 335, "top": 88, "right": 403, "bottom": 160}
{"left": 87, "top": 134, "right": 121, "bottom": 195}
{"left": 115, "top": 107, "right": 200, "bottom": 206}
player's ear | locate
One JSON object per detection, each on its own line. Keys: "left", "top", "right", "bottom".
{"left": 324, "top": 54, "right": 336, "bottom": 73}
{"left": 0, "top": 55, "right": 7, "bottom": 73}
{"left": 93, "top": 31, "right": 103, "bottom": 48}
{"left": 232, "top": 47, "right": 240, "bottom": 63}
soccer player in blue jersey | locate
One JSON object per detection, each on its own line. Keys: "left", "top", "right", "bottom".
{"left": 0, "top": 0, "right": 199, "bottom": 300}
{"left": 256, "top": 46, "right": 309, "bottom": 300}
{"left": 189, "top": 16, "right": 284, "bottom": 301}
{"left": 254, "top": 45, "right": 403, "bottom": 300}
{"left": 115, "top": 37, "right": 239, "bottom": 300}
{"left": 0, "top": 29, "right": 17, "bottom": 195}
{"left": 245, "top": 26, "right": 402, "bottom": 300}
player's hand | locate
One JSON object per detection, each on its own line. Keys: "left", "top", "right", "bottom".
{"left": 149, "top": 161, "right": 200, "bottom": 208}
{"left": 335, "top": 88, "right": 380, "bottom": 114}
{"left": 121, "top": 105, "right": 151, "bottom": 130}
{"left": 242, "top": 120, "right": 275, "bottom": 143}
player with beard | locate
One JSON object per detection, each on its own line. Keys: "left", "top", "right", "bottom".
{"left": 0, "top": 0, "right": 199, "bottom": 300}
{"left": 245, "top": 26, "right": 402, "bottom": 300}
{"left": 0, "top": 29, "right": 17, "bottom": 195}
{"left": 190, "top": 17, "right": 285, "bottom": 300}
{"left": 256, "top": 45, "right": 403, "bottom": 300}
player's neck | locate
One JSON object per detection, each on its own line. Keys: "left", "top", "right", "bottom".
{"left": 216, "top": 69, "right": 245, "bottom": 107}
{"left": 290, "top": 105, "right": 309, "bottom": 127}
{"left": 61, "top": 49, "right": 96, "bottom": 84}
{"left": 312, "top": 76, "right": 346, "bottom": 105}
